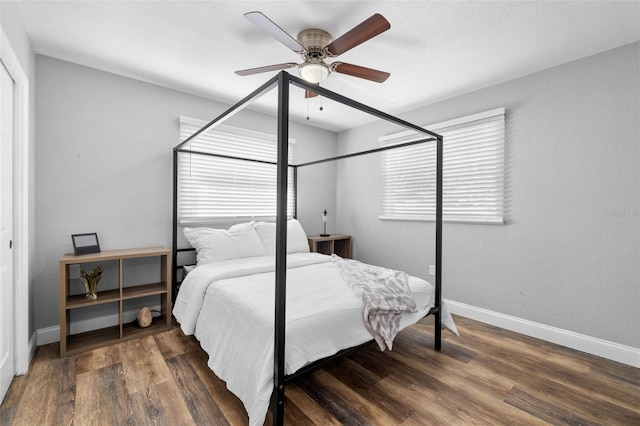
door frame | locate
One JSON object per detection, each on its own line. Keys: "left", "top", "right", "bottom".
{"left": 1, "top": 27, "right": 31, "bottom": 375}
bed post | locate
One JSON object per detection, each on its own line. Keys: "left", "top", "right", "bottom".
{"left": 435, "top": 134, "right": 443, "bottom": 351}
{"left": 293, "top": 165, "right": 298, "bottom": 219}
{"left": 273, "top": 71, "right": 290, "bottom": 426}
{"left": 172, "top": 149, "right": 179, "bottom": 302}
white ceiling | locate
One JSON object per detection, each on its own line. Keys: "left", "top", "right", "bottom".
{"left": 17, "top": 0, "right": 640, "bottom": 132}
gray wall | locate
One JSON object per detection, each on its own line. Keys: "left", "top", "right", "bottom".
{"left": 31, "top": 42, "right": 640, "bottom": 349}
{"left": 335, "top": 42, "right": 639, "bottom": 348}
{"left": 34, "top": 56, "right": 336, "bottom": 331}
{"left": 1, "top": 1, "right": 36, "bottom": 341}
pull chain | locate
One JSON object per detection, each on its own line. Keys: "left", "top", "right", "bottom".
{"left": 306, "top": 84, "right": 325, "bottom": 120}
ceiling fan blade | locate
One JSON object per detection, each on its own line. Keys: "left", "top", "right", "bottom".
{"left": 235, "top": 63, "right": 298, "bottom": 76}
{"left": 332, "top": 62, "right": 390, "bottom": 83}
{"left": 305, "top": 90, "right": 318, "bottom": 98}
{"left": 325, "top": 14, "right": 390, "bottom": 57}
{"left": 244, "top": 11, "right": 306, "bottom": 54}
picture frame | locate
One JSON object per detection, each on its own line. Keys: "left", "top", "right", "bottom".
{"left": 71, "top": 233, "right": 101, "bottom": 256}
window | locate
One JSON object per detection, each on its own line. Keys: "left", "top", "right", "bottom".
{"left": 178, "top": 116, "right": 295, "bottom": 224}
{"left": 380, "top": 108, "right": 505, "bottom": 224}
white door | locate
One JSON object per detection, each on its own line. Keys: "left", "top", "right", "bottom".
{"left": 0, "top": 61, "right": 15, "bottom": 403}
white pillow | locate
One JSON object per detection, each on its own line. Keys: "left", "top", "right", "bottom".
{"left": 254, "top": 222, "right": 276, "bottom": 255}
{"left": 183, "top": 223, "right": 266, "bottom": 265}
{"left": 287, "top": 219, "right": 310, "bottom": 254}
{"left": 229, "top": 220, "right": 255, "bottom": 231}
{"left": 255, "top": 219, "right": 310, "bottom": 255}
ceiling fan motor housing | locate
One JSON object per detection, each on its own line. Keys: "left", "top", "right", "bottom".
{"left": 297, "top": 29, "right": 333, "bottom": 58}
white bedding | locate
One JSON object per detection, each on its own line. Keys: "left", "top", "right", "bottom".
{"left": 173, "top": 252, "right": 458, "bottom": 426}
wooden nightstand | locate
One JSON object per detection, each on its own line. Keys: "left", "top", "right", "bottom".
{"left": 307, "top": 235, "right": 352, "bottom": 259}
{"left": 59, "top": 246, "right": 172, "bottom": 357}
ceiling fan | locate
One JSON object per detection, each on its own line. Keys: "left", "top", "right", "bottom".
{"left": 235, "top": 11, "right": 391, "bottom": 97}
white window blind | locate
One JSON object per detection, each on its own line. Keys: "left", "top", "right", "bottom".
{"left": 178, "top": 116, "right": 295, "bottom": 224}
{"left": 380, "top": 108, "right": 505, "bottom": 224}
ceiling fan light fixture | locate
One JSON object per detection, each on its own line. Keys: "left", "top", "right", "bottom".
{"left": 299, "top": 62, "right": 330, "bottom": 84}
{"left": 237, "top": 12, "right": 391, "bottom": 87}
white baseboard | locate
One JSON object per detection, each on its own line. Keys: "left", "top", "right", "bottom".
{"left": 36, "top": 299, "right": 639, "bottom": 367}
{"left": 37, "top": 325, "right": 61, "bottom": 347}
{"left": 445, "top": 299, "right": 640, "bottom": 368}
{"left": 27, "top": 332, "right": 36, "bottom": 368}
{"left": 15, "top": 332, "right": 38, "bottom": 376}
{"left": 36, "top": 305, "right": 160, "bottom": 346}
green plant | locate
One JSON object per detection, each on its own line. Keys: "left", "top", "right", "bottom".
{"left": 80, "top": 264, "right": 103, "bottom": 299}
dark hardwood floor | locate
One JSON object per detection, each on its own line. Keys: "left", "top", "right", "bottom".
{"left": 1, "top": 315, "right": 638, "bottom": 425}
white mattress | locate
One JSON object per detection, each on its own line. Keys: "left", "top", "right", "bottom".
{"left": 173, "top": 252, "right": 457, "bottom": 426}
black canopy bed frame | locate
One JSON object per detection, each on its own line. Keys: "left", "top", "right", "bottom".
{"left": 172, "top": 71, "right": 443, "bottom": 425}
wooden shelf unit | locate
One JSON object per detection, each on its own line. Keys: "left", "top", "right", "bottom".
{"left": 59, "top": 246, "right": 171, "bottom": 357}
{"left": 307, "top": 234, "right": 352, "bottom": 259}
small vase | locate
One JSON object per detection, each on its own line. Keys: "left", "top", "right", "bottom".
{"left": 83, "top": 277, "right": 99, "bottom": 299}
{"left": 80, "top": 265, "right": 103, "bottom": 300}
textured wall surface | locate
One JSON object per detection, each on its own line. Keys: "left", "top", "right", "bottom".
{"left": 335, "top": 42, "right": 639, "bottom": 348}
{"left": 34, "top": 56, "right": 336, "bottom": 330}
{"left": 33, "top": 42, "right": 639, "bottom": 349}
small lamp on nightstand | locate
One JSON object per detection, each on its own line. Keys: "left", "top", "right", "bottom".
{"left": 321, "top": 209, "right": 330, "bottom": 237}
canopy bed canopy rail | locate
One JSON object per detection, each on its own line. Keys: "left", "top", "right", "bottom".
{"left": 172, "top": 71, "right": 443, "bottom": 426}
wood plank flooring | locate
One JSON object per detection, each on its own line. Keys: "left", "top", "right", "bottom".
{"left": 1, "top": 315, "right": 638, "bottom": 425}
